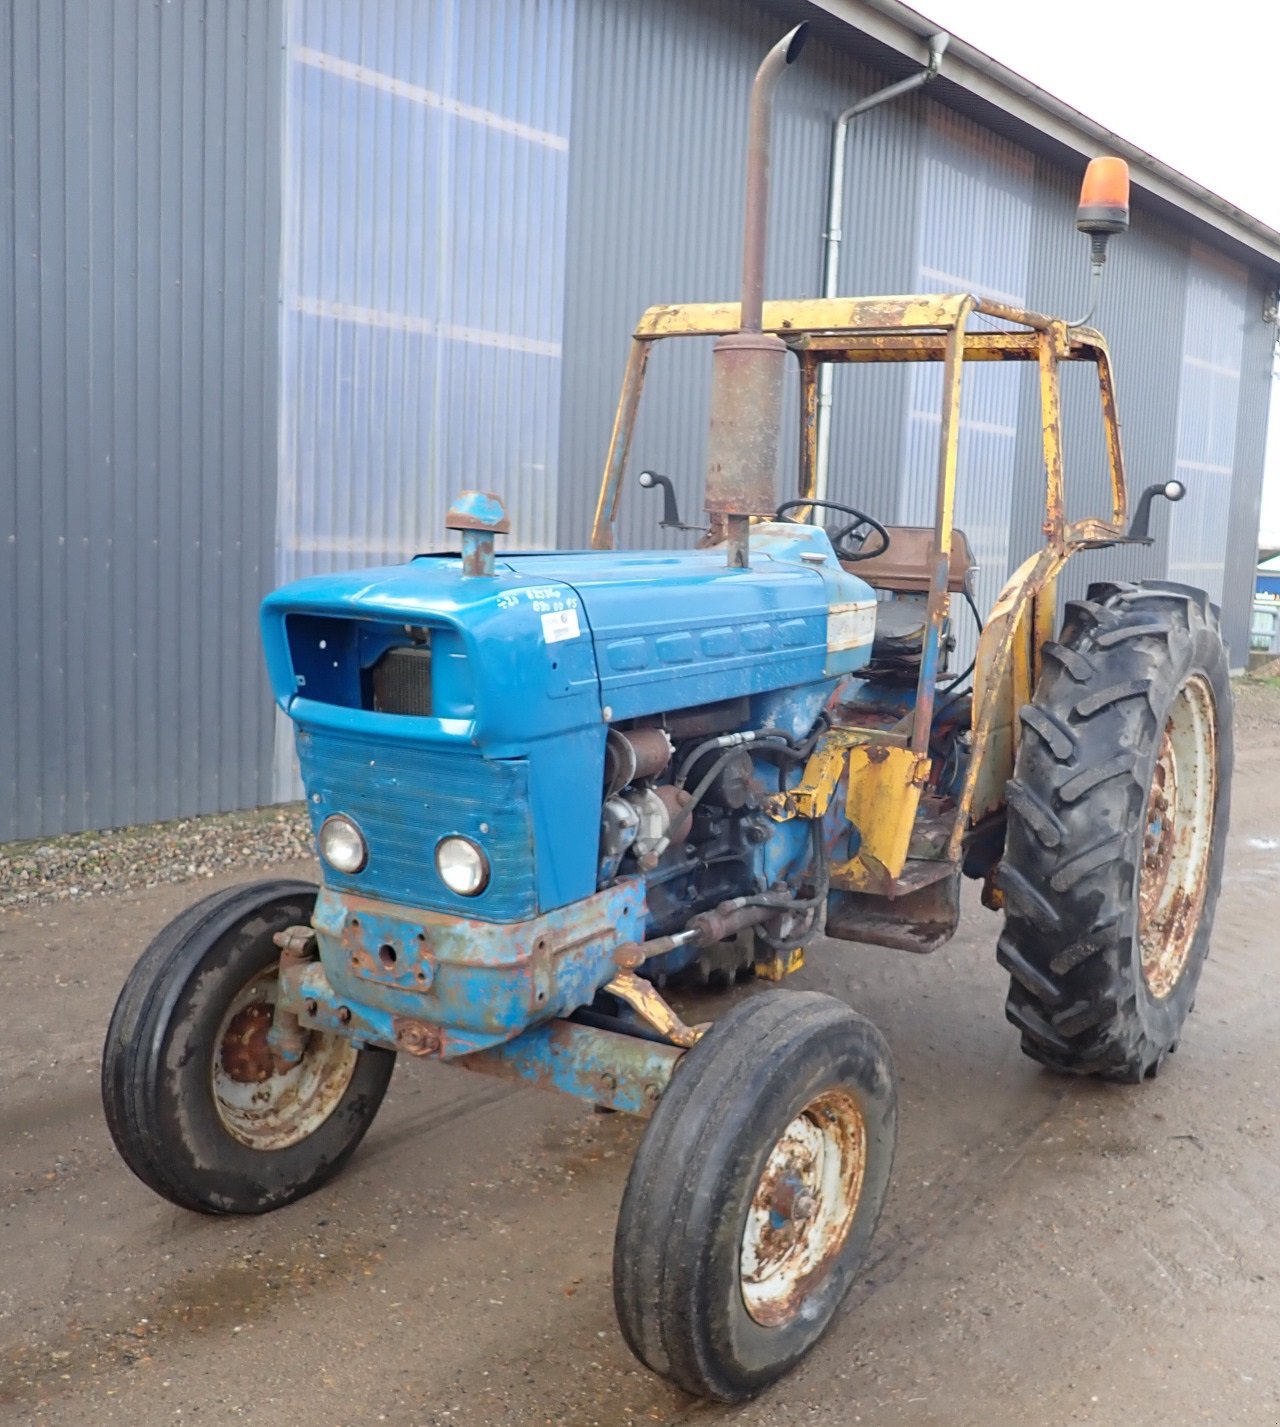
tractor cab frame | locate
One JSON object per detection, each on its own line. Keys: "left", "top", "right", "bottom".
{"left": 589, "top": 293, "right": 1140, "bottom": 919}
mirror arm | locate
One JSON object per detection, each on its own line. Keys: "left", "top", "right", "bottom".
{"left": 638, "top": 471, "right": 706, "bottom": 532}
{"left": 1124, "top": 480, "right": 1186, "bottom": 544}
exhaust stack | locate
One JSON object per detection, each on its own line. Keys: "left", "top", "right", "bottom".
{"left": 704, "top": 24, "right": 808, "bottom": 568}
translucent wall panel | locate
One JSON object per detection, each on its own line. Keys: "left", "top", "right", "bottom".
{"left": 1169, "top": 244, "right": 1248, "bottom": 606}
{"left": 278, "top": 0, "right": 574, "bottom": 586}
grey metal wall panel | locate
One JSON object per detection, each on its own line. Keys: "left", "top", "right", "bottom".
{"left": 558, "top": 0, "right": 924, "bottom": 553}
{"left": 819, "top": 91, "right": 921, "bottom": 531}
{"left": 1168, "top": 244, "right": 1248, "bottom": 607}
{"left": 1222, "top": 276, "right": 1278, "bottom": 662}
{"left": 1, "top": 0, "right": 283, "bottom": 841}
{"left": 898, "top": 106, "right": 1036, "bottom": 662}
{"left": 273, "top": 0, "right": 575, "bottom": 799}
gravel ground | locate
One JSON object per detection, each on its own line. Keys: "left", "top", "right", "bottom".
{"left": 0, "top": 805, "right": 314, "bottom": 911}
{"left": 1235, "top": 672, "right": 1280, "bottom": 731}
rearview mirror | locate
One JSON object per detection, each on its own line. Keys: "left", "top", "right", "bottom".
{"left": 1126, "top": 479, "right": 1185, "bottom": 544}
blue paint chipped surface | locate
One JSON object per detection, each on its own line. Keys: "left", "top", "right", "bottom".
{"left": 298, "top": 881, "right": 646, "bottom": 1054}
{"left": 446, "top": 490, "right": 510, "bottom": 532}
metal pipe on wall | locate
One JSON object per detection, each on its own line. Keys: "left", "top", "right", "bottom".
{"left": 814, "top": 31, "right": 949, "bottom": 504}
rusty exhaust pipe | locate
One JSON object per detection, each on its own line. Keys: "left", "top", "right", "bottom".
{"left": 741, "top": 24, "right": 808, "bottom": 334}
{"left": 705, "top": 24, "right": 809, "bottom": 568}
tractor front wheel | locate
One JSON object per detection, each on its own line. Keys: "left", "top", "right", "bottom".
{"left": 612, "top": 990, "right": 897, "bottom": 1401}
{"left": 997, "top": 580, "right": 1232, "bottom": 1081}
{"left": 102, "top": 879, "right": 395, "bottom": 1213}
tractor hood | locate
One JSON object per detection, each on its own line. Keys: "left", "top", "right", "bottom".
{"left": 261, "top": 524, "right": 875, "bottom": 746}
{"left": 260, "top": 525, "right": 874, "bottom": 919}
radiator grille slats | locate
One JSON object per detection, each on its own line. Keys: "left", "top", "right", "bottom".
{"left": 299, "top": 729, "right": 536, "bottom": 921}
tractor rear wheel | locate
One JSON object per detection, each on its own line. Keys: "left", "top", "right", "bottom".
{"left": 997, "top": 580, "right": 1231, "bottom": 1082}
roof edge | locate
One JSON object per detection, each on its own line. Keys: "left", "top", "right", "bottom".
{"left": 809, "top": 0, "right": 1280, "bottom": 274}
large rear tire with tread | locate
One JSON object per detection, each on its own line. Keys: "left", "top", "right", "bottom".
{"left": 997, "top": 580, "right": 1231, "bottom": 1082}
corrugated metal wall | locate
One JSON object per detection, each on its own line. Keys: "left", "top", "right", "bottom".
{"left": 1169, "top": 245, "right": 1248, "bottom": 606}
{"left": 2, "top": 0, "right": 283, "bottom": 842}
{"left": 559, "top": 0, "right": 928, "bottom": 554}
{"left": 899, "top": 107, "right": 1035, "bottom": 658}
{"left": 1223, "top": 276, "right": 1280, "bottom": 660}
{"left": 5, "top": 0, "right": 1275, "bottom": 840}
{"left": 1008, "top": 162, "right": 1190, "bottom": 597}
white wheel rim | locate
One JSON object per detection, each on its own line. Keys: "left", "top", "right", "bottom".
{"left": 739, "top": 1087, "right": 867, "bottom": 1327}
{"left": 211, "top": 967, "right": 360, "bottom": 1150}
{"left": 1139, "top": 673, "right": 1217, "bottom": 1000}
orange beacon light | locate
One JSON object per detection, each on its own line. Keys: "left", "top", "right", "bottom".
{"left": 1066, "top": 156, "right": 1131, "bottom": 323}
{"left": 1077, "top": 156, "right": 1130, "bottom": 236}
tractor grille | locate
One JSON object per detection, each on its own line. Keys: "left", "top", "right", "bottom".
{"left": 297, "top": 726, "right": 537, "bottom": 921}
{"left": 370, "top": 645, "right": 432, "bottom": 716}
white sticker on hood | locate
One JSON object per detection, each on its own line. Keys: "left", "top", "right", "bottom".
{"left": 827, "top": 600, "right": 876, "bottom": 651}
{"left": 541, "top": 608, "right": 581, "bottom": 643}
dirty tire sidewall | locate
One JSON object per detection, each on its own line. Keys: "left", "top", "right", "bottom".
{"left": 998, "top": 581, "right": 1232, "bottom": 1081}
{"left": 613, "top": 990, "right": 898, "bottom": 1402}
{"left": 101, "top": 880, "right": 395, "bottom": 1214}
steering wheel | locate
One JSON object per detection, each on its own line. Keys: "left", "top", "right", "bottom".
{"left": 774, "top": 499, "right": 891, "bottom": 563}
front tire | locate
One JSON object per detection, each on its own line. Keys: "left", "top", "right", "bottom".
{"left": 613, "top": 991, "right": 897, "bottom": 1401}
{"left": 102, "top": 879, "right": 395, "bottom": 1214}
{"left": 997, "top": 580, "right": 1232, "bottom": 1081}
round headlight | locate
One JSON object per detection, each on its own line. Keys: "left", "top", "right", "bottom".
{"left": 436, "top": 836, "right": 489, "bottom": 896}
{"left": 319, "top": 814, "right": 367, "bottom": 874}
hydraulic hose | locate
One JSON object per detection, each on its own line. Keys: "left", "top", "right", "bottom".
{"left": 674, "top": 728, "right": 799, "bottom": 788}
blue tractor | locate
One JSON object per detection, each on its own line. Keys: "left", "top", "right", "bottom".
{"left": 102, "top": 28, "right": 1231, "bottom": 1401}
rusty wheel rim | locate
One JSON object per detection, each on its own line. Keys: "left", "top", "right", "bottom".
{"left": 1139, "top": 674, "right": 1217, "bottom": 1000}
{"left": 739, "top": 1087, "right": 867, "bottom": 1327}
{"left": 212, "top": 968, "right": 360, "bottom": 1150}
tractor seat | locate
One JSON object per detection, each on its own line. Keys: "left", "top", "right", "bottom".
{"left": 870, "top": 596, "right": 928, "bottom": 659}
{"left": 865, "top": 595, "right": 935, "bottom": 681}
{"left": 841, "top": 525, "right": 976, "bottom": 595}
